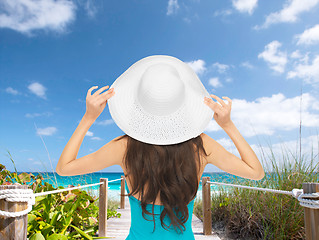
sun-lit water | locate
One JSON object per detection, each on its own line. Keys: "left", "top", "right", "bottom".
{"left": 18, "top": 171, "right": 241, "bottom": 200}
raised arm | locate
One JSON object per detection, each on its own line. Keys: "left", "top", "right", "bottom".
{"left": 56, "top": 85, "right": 117, "bottom": 176}
{"left": 203, "top": 95, "right": 265, "bottom": 180}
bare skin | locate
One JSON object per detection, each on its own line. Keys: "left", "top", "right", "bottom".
{"left": 56, "top": 86, "right": 265, "bottom": 205}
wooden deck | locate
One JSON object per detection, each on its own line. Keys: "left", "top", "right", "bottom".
{"left": 100, "top": 198, "right": 222, "bottom": 240}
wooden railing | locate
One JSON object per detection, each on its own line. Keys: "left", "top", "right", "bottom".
{"left": 1, "top": 176, "right": 318, "bottom": 239}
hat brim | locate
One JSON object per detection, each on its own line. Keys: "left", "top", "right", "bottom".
{"left": 107, "top": 55, "right": 213, "bottom": 145}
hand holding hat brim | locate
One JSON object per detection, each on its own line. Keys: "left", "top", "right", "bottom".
{"left": 204, "top": 94, "right": 232, "bottom": 129}
{"left": 85, "top": 85, "right": 115, "bottom": 122}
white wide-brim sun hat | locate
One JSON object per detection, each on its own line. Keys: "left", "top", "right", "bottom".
{"left": 107, "top": 55, "right": 213, "bottom": 145}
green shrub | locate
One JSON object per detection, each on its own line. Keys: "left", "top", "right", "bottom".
{"left": 0, "top": 154, "right": 121, "bottom": 240}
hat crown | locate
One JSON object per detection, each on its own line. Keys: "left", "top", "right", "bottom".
{"left": 137, "top": 63, "right": 185, "bottom": 116}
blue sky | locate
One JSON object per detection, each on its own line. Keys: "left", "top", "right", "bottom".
{"left": 1, "top": 0, "right": 319, "bottom": 173}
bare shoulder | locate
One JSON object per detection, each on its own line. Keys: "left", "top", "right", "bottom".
{"left": 199, "top": 132, "right": 215, "bottom": 156}
{"left": 112, "top": 135, "right": 128, "bottom": 147}
{"left": 97, "top": 135, "right": 128, "bottom": 167}
{"left": 199, "top": 132, "right": 231, "bottom": 165}
{"left": 111, "top": 135, "right": 128, "bottom": 155}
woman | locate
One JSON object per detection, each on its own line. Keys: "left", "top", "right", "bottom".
{"left": 56, "top": 55, "right": 264, "bottom": 239}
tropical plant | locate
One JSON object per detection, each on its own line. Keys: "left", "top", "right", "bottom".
{"left": 1, "top": 158, "right": 121, "bottom": 240}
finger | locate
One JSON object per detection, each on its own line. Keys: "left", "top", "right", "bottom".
{"left": 87, "top": 86, "right": 99, "bottom": 98}
{"left": 99, "top": 88, "right": 115, "bottom": 98}
{"left": 204, "top": 97, "right": 222, "bottom": 112}
{"left": 92, "top": 85, "right": 110, "bottom": 97}
{"left": 96, "top": 89, "right": 115, "bottom": 103}
{"left": 222, "top": 96, "right": 232, "bottom": 107}
{"left": 210, "top": 94, "right": 227, "bottom": 108}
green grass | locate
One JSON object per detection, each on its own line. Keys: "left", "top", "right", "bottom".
{"left": 194, "top": 140, "right": 319, "bottom": 240}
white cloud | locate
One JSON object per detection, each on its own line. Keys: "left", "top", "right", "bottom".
{"left": 208, "top": 77, "right": 222, "bottom": 88}
{"left": 212, "top": 62, "right": 230, "bottom": 73}
{"left": 84, "top": 131, "right": 103, "bottom": 140}
{"left": 0, "top": 0, "right": 76, "bottom": 35}
{"left": 96, "top": 119, "right": 114, "bottom": 125}
{"left": 241, "top": 61, "right": 254, "bottom": 69}
{"left": 291, "top": 51, "right": 311, "bottom": 65}
{"left": 290, "top": 50, "right": 302, "bottom": 59}
{"left": 86, "top": 131, "right": 94, "bottom": 137}
{"left": 91, "top": 136, "right": 103, "bottom": 140}
{"left": 258, "top": 41, "right": 287, "bottom": 73}
{"left": 25, "top": 112, "right": 52, "bottom": 118}
{"left": 36, "top": 127, "right": 57, "bottom": 136}
{"left": 186, "top": 59, "right": 206, "bottom": 75}
{"left": 205, "top": 120, "right": 220, "bottom": 132}
{"left": 232, "top": 0, "right": 258, "bottom": 15}
{"left": 6, "top": 87, "right": 19, "bottom": 95}
{"left": 255, "top": 0, "right": 319, "bottom": 29}
{"left": 214, "top": 9, "right": 233, "bottom": 17}
{"left": 205, "top": 93, "right": 319, "bottom": 137}
{"left": 296, "top": 24, "right": 319, "bottom": 45}
{"left": 287, "top": 55, "right": 319, "bottom": 84}
{"left": 28, "top": 82, "right": 47, "bottom": 99}
{"left": 167, "top": 0, "right": 179, "bottom": 15}
{"left": 84, "top": 0, "right": 97, "bottom": 18}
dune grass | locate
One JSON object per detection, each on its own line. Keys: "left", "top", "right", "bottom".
{"left": 194, "top": 140, "right": 319, "bottom": 240}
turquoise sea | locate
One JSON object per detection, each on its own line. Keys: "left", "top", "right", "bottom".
{"left": 17, "top": 172, "right": 245, "bottom": 200}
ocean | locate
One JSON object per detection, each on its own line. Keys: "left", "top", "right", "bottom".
{"left": 17, "top": 172, "right": 241, "bottom": 201}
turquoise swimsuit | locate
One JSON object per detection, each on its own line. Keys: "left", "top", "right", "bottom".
{"left": 125, "top": 181, "right": 196, "bottom": 240}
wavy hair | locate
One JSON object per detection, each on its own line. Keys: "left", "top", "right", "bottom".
{"left": 115, "top": 134, "right": 210, "bottom": 234}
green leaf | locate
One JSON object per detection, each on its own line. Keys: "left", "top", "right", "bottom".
{"left": 28, "top": 213, "right": 37, "bottom": 223}
{"left": 70, "top": 224, "right": 93, "bottom": 240}
{"left": 69, "top": 227, "right": 95, "bottom": 239}
{"left": 41, "top": 225, "right": 54, "bottom": 238}
{"left": 60, "top": 215, "right": 73, "bottom": 235}
{"left": 50, "top": 211, "right": 61, "bottom": 226}
{"left": 47, "top": 233, "right": 68, "bottom": 240}
{"left": 29, "top": 232, "right": 45, "bottom": 240}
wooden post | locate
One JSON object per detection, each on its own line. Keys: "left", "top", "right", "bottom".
{"left": 303, "top": 182, "right": 319, "bottom": 240}
{"left": 98, "top": 178, "right": 108, "bottom": 237}
{"left": 120, "top": 176, "right": 125, "bottom": 209}
{"left": 0, "top": 183, "right": 28, "bottom": 240}
{"left": 202, "top": 177, "right": 212, "bottom": 235}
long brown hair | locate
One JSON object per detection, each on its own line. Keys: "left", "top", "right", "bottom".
{"left": 115, "top": 134, "right": 210, "bottom": 234}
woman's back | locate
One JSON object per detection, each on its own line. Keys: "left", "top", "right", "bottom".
{"left": 124, "top": 180, "right": 196, "bottom": 240}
